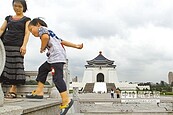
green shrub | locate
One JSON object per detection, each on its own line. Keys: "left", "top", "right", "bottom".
{"left": 25, "top": 80, "right": 50, "bottom": 85}
{"left": 69, "top": 90, "right": 73, "bottom": 94}
{"left": 165, "top": 92, "right": 173, "bottom": 95}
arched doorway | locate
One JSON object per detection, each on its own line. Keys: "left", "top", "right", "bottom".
{"left": 97, "top": 73, "right": 104, "bottom": 82}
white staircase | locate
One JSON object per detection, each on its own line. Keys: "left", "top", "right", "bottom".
{"left": 93, "top": 82, "right": 107, "bottom": 93}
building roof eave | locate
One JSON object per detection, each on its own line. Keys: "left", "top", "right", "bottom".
{"left": 85, "top": 64, "right": 116, "bottom": 68}
{"left": 86, "top": 51, "right": 115, "bottom": 65}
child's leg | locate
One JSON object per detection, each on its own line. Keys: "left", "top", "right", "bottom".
{"left": 34, "top": 61, "right": 51, "bottom": 95}
{"left": 60, "top": 91, "right": 70, "bottom": 105}
{"left": 59, "top": 91, "right": 74, "bottom": 115}
{"left": 52, "top": 63, "right": 70, "bottom": 106}
{"left": 33, "top": 82, "right": 44, "bottom": 96}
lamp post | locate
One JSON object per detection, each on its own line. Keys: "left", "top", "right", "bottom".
{"left": 0, "top": 39, "right": 5, "bottom": 107}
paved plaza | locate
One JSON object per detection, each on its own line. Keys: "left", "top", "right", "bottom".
{"left": 68, "top": 93, "right": 173, "bottom": 115}
{"left": 0, "top": 93, "right": 173, "bottom": 115}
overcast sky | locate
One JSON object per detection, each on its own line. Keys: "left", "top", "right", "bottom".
{"left": 1, "top": 0, "right": 173, "bottom": 83}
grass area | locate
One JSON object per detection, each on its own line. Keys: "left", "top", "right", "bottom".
{"left": 160, "top": 92, "right": 173, "bottom": 95}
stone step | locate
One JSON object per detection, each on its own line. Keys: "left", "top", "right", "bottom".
{"left": 83, "top": 83, "right": 94, "bottom": 93}
{"left": 2, "top": 85, "right": 52, "bottom": 97}
{"left": 0, "top": 97, "right": 61, "bottom": 115}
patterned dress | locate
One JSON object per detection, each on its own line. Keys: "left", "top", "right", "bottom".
{"left": 0, "top": 15, "right": 30, "bottom": 85}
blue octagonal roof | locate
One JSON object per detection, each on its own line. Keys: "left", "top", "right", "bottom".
{"left": 87, "top": 51, "right": 114, "bottom": 65}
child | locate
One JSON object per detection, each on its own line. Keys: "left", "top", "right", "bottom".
{"left": 25, "top": 18, "right": 83, "bottom": 115}
{"left": 0, "top": 0, "right": 30, "bottom": 98}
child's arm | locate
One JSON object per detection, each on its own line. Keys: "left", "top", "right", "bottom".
{"left": 61, "top": 40, "right": 83, "bottom": 49}
{"left": 40, "top": 34, "right": 49, "bottom": 53}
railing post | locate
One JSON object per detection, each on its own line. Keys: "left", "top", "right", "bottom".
{"left": 0, "top": 39, "right": 5, "bottom": 107}
{"left": 73, "top": 87, "right": 80, "bottom": 113}
{"left": 0, "top": 83, "right": 4, "bottom": 107}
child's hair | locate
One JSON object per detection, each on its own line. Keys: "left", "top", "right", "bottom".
{"left": 29, "top": 18, "right": 48, "bottom": 27}
{"left": 12, "top": 0, "right": 28, "bottom": 12}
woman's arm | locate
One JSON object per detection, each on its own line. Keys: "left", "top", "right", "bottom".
{"left": 0, "top": 20, "right": 7, "bottom": 37}
{"left": 20, "top": 21, "right": 30, "bottom": 56}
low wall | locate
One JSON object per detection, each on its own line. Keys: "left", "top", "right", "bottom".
{"left": 2, "top": 85, "right": 52, "bottom": 97}
{"left": 0, "top": 39, "right": 5, "bottom": 107}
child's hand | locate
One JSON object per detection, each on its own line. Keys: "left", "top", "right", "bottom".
{"left": 40, "top": 48, "right": 46, "bottom": 53}
{"left": 76, "top": 43, "right": 83, "bottom": 49}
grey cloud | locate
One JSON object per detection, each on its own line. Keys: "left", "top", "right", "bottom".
{"left": 2, "top": 0, "right": 173, "bottom": 83}
{"left": 117, "top": 0, "right": 173, "bottom": 28}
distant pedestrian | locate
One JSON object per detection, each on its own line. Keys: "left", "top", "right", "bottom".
{"left": 115, "top": 88, "right": 120, "bottom": 98}
{"left": 110, "top": 88, "right": 114, "bottom": 98}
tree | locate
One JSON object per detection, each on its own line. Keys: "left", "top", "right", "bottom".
{"left": 160, "top": 81, "right": 165, "bottom": 87}
{"left": 171, "top": 82, "right": 173, "bottom": 87}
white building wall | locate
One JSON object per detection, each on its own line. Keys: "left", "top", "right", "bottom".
{"left": 82, "top": 66, "right": 118, "bottom": 83}
{"left": 93, "top": 67, "right": 107, "bottom": 82}
{"left": 108, "top": 69, "right": 118, "bottom": 83}
{"left": 115, "top": 82, "right": 138, "bottom": 90}
{"left": 82, "top": 68, "right": 93, "bottom": 83}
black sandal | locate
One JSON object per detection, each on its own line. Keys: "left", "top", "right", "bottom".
{"left": 26, "top": 93, "right": 43, "bottom": 99}
{"left": 5, "top": 92, "right": 17, "bottom": 99}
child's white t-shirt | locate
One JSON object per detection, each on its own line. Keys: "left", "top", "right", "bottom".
{"left": 38, "top": 26, "right": 66, "bottom": 64}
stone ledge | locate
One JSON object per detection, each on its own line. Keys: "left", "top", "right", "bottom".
{"left": 0, "top": 105, "right": 23, "bottom": 115}
{"left": 2, "top": 98, "right": 61, "bottom": 115}
{"left": 82, "top": 112, "right": 173, "bottom": 115}
{"left": 2, "top": 85, "right": 52, "bottom": 97}
{"left": 22, "top": 98, "right": 60, "bottom": 114}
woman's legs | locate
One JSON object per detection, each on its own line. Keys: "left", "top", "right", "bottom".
{"left": 1, "top": 46, "right": 25, "bottom": 98}
{"left": 9, "top": 85, "right": 17, "bottom": 93}
{"left": 5, "top": 85, "right": 17, "bottom": 98}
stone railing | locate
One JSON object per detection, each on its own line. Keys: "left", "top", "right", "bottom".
{"left": 0, "top": 39, "right": 5, "bottom": 106}
{"left": 0, "top": 39, "right": 5, "bottom": 80}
